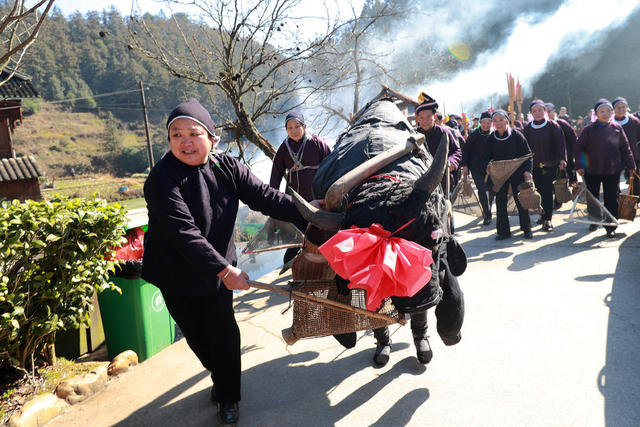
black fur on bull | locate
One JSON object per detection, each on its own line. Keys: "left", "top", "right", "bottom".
{"left": 292, "top": 98, "right": 465, "bottom": 366}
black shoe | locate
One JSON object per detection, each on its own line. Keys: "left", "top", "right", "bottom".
{"left": 414, "top": 336, "right": 433, "bottom": 364}
{"left": 495, "top": 233, "right": 510, "bottom": 241}
{"left": 373, "top": 340, "right": 391, "bottom": 366}
{"left": 606, "top": 230, "right": 617, "bottom": 239}
{"left": 542, "top": 220, "right": 553, "bottom": 232}
{"left": 554, "top": 200, "right": 562, "bottom": 210}
{"left": 536, "top": 217, "right": 544, "bottom": 225}
{"left": 210, "top": 386, "right": 217, "bottom": 403}
{"left": 589, "top": 224, "right": 598, "bottom": 231}
{"left": 217, "top": 402, "right": 239, "bottom": 426}
{"left": 482, "top": 217, "right": 492, "bottom": 225}
{"left": 523, "top": 230, "right": 533, "bottom": 239}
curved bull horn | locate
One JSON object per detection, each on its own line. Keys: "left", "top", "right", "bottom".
{"left": 290, "top": 189, "right": 344, "bottom": 232}
{"left": 413, "top": 131, "right": 449, "bottom": 194}
{"left": 324, "top": 133, "right": 425, "bottom": 211}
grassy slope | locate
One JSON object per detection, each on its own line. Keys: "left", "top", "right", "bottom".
{"left": 12, "top": 102, "right": 152, "bottom": 177}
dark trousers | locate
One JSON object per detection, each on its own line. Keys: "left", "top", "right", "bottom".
{"left": 373, "top": 261, "right": 464, "bottom": 344}
{"left": 471, "top": 169, "right": 494, "bottom": 220}
{"left": 495, "top": 174, "right": 531, "bottom": 236}
{"left": 373, "top": 311, "right": 427, "bottom": 344}
{"left": 532, "top": 165, "right": 557, "bottom": 221}
{"left": 162, "top": 288, "right": 241, "bottom": 403}
{"left": 434, "top": 261, "right": 465, "bottom": 339}
{"left": 584, "top": 173, "right": 620, "bottom": 232}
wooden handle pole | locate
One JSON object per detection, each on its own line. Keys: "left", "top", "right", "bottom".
{"left": 242, "top": 243, "right": 303, "bottom": 255}
{"left": 248, "top": 280, "right": 406, "bottom": 325}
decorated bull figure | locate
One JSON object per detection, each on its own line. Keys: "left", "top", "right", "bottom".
{"left": 291, "top": 98, "right": 465, "bottom": 366}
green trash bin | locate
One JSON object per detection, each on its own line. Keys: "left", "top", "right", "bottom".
{"left": 98, "top": 261, "right": 175, "bottom": 362}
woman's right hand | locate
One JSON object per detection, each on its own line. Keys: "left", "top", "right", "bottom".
{"left": 577, "top": 169, "right": 584, "bottom": 176}
{"left": 219, "top": 265, "right": 250, "bottom": 290}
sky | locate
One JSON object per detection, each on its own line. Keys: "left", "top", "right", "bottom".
{"left": 54, "top": 0, "right": 364, "bottom": 25}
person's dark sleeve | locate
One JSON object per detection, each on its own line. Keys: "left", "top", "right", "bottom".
{"left": 619, "top": 128, "right": 637, "bottom": 170}
{"left": 269, "top": 146, "right": 287, "bottom": 190}
{"left": 575, "top": 127, "right": 589, "bottom": 170}
{"left": 144, "top": 173, "right": 228, "bottom": 276}
{"left": 317, "top": 136, "right": 332, "bottom": 159}
{"left": 562, "top": 121, "right": 577, "bottom": 167}
{"left": 233, "top": 158, "right": 306, "bottom": 229}
{"left": 460, "top": 133, "right": 474, "bottom": 167}
{"left": 486, "top": 136, "right": 494, "bottom": 163}
{"left": 445, "top": 128, "right": 462, "bottom": 170}
{"left": 552, "top": 122, "right": 567, "bottom": 162}
{"left": 518, "top": 132, "right": 533, "bottom": 173}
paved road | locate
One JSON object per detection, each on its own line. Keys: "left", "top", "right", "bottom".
{"left": 48, "top": 207, "right": 640, "bottom": 426}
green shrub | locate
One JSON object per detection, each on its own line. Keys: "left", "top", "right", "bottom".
{"left": 0, "top": 196, "right": 127, "bottom": 368}
{"left": 22, "top": 99, "right": 42, "bottom": 116}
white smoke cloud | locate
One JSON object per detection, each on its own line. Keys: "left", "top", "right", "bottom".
{"left": 397, "top": 0, "right": 640, "bottom": 114}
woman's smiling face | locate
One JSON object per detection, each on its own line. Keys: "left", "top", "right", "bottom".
{"left": 169, "top": 118, "right": 215, "bottom": 166}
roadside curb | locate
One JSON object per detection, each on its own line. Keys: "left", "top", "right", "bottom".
{"left": 7, "top": 350, "right": 138, "bottom": 427}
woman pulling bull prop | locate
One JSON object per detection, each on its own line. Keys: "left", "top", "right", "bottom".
{"left": 142, "top": 99, "right": 308, "bottom": 426}
{"left": 292, "top": 98, "right": 465, "bottom": 366}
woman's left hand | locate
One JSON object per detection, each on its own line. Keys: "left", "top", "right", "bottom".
{"left": 524, "top": 171, "right": 532, "bottom": 181}
{"left": 559, "top": 160, "right": 567, "bottom": 170}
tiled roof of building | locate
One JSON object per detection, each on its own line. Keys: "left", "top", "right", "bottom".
{"left": 0, "top": 156, "right": 43, "bottom": 182}
{"left": 0, "top": 70, "right": 39, "bottom": 99}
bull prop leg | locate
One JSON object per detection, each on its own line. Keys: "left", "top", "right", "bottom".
{"left": 248, "top": 280, "right": 407, "bottom": 345}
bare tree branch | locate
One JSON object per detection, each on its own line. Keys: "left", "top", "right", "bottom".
{"left": 0, "top": 0, "right": 55, "bottom": 84}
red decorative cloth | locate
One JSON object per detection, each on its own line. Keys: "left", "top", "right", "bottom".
{"left": 318, "top": 223, "right": 433, "bottom": 311}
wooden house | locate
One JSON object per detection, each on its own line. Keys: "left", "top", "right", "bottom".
{"left": 352, "top": 84, "right": 420, "bottom": 126}
{"left": 0, "top": 70, "right": 43, "bottom": 201}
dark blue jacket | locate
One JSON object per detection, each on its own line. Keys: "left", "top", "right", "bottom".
{"left": 142, "top": 151, "right": 304, "bottom": 297}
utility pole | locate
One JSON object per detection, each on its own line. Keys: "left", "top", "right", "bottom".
{"left": 139, "top": 81, "right": 154, "bottom": 169}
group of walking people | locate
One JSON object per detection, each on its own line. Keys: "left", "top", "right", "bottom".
{"left": 460, "top": 97, "right": 638, "bottom": 239}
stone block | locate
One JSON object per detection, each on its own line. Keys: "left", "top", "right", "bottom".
{"left": 53, "top": 365, "right": 109, "bottom": 405}
{"left": 107, "top": 349, "right": 138, "bottom": 376}
{"left": 8, "top": 393, "right": 68, "bottom": 427}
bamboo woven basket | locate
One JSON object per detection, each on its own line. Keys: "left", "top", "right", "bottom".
{"left": 618, "top": 174, "right": 638, "bottom": 221}
{"left": 553, "top": 169, "right": 572, "bottom": 204}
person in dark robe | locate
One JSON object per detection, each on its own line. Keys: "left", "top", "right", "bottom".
{"left": 522, "top": 99, "right": 567, "bottom": 232}
{"left": 462, "top": 111, "right": 494, "bottom": 225}
{"left": 471, "top": 116, "right": 480, "bottom": 131}
{"left": 518, "top": 112, "right": 528, "bottom": 127}
{"left": 546, "top": 102, "right": 578, "bottom": 184}
{"left": 544, "top": 102, "right": 578, "bottom": 209}
{"left": 487, "top": 109, "right": 533, "bottom": 240}
{"left": 414, "top": 99, "right": 461, "bottom": 199}
{"left": 143, "top": 99, "right": 306, "bottom": 425}
{"left": 270, "top": 111, "right": 331, "bottom": 263}
{"left": 612, "top": 97, "right": 640, "bottom": 197}
{"left": 509, "top": 111, "right": 524, "bottom": 131}
{"left": 446, "top": 118, "right": 466, "bottom": 187}
{"left": 575, "top": 98, "right": 636, "bottom": 238}
{"left": 414, "top": 97, "right": 461, "bottom": 236}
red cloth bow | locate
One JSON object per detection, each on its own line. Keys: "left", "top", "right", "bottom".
{"left": 318, "top": 223, "right": 433, "bottom": 311}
